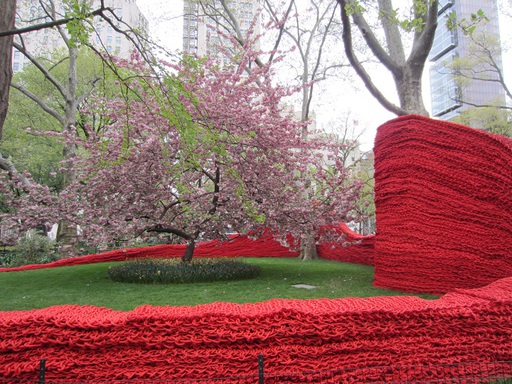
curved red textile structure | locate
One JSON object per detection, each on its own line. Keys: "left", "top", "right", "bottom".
{"left": 373, "top": 115, "right": 512, "bottom": 294}
{"left": 1, "top": 277, "right": 511, "bottom": 382}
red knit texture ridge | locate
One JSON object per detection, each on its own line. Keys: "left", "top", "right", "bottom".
{"left": 373, "top": 115, "right": 512, "bottom": 294}
{"left": 1, "top": 276, "right": 511, "bottom": 382}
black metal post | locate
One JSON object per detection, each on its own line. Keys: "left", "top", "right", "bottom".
{"left": 258, "top": 354, "right": 264, "bottom": 384}
{"left": 38, "top": 359, "right": 46, "bottom": 384}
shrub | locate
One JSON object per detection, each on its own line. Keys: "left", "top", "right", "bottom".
{"left": 107, "top": 258, "right": 262, "bottom": 284}
{"left": 0, "top": 247, "right": 16, "bottom": 267}
{"left": 11, "top": 230, "right": 58, "bottom": 266}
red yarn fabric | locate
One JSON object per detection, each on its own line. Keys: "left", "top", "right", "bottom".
{"left": 317, "top": 223, "right": 375, "bottom": 265}
{"left": 0, "top": 233, "right": 299, "bottom": 273}
{"left": 1, "top": 277, "right": 511, "bottom": 382}
{"left": 373, "top": 115, "right": 512, "bottom": 294}
{"left": 0, "top": 225, "right": 374, "bottom": 273}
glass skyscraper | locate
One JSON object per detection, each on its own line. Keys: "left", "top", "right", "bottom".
{"left": 429, "top": 0, "right": 505, "bottom": 120}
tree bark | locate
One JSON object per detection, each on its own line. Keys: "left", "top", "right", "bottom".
{"left": 0, "top": 0, "right": 16, "bottom": 139}
{"left": 182, "top": 237, "right": 196, "bottom": 263}
{"left": 298, "top": 228, "right": 318, "bottom": 261}
{"left": 338, "top": 0, "right": 438, "bottom": 116}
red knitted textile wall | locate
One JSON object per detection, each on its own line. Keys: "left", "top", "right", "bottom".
{"left": 2, "top": 276, "right": 511, "bottom": 382}
{"left": 0, "top": 225, "right": 374, "bottom": 273}
{"left": 373, "top": 115, "right": 512, "bottom": 294}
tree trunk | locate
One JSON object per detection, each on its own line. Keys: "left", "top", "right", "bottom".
{"left": 57, "top": 45, "right": 79, "bottom": 251}
{"left": 395, "top": 65, "right": 429, "bottom": 116}
{"left": 181, "top": 237, "right": 196, "bottom": 263}
{"left": 0, "top": 0, "right": 16, "bottom": 139}
{"left": 298, "top": 230, "right": 318, "bottom": 261}
{"left": 56, "top": 220, "right": 78, "bottom": 256}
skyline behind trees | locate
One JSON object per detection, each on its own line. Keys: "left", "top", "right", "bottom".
{"left": 137, "top": 0, "right": 512, "bottom": 148}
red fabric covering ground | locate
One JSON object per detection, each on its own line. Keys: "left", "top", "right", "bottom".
{"left": 373, "top": 115, "right": 512, "bottom": 294}
{"left": 0, "top": 225, "right": 374, "bottom": 273}
{"left": 1, "top": 276, "right": 511, "bottom": 382}
{"left": 0, "top": 233, "right": 299, "bottom": 273}
{"left": 317, "top": 223, "right": 375, "bottom": 265}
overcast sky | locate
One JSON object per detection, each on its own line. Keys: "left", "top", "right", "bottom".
{"left": 135, "top": 0, "right": 511, "bottom": 151}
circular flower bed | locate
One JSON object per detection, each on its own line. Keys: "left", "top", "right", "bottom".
{"left": 107, "top": 258, "right": 261, "bottom": 284}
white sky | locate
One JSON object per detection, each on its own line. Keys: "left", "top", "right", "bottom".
{"left": 135, "top": 0, "right": 511, "bottom": 151}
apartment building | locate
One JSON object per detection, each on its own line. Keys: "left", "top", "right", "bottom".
{"left": 182, "top": 0, "right": 259, "bottom": 56}
{"left": 13, "top": 0, "right": 148, "bottom": 72}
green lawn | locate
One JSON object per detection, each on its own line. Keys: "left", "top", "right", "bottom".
{"left": 0, "top": 258, "right": 436, "bottom": 311}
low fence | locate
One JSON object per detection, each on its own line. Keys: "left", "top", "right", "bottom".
{"left": 2, "top": 358, "right": 512, "bottom": 383}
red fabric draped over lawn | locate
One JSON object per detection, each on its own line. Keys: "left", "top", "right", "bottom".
{"left": 0, "top": 224, "right": 375, "bottom": 273}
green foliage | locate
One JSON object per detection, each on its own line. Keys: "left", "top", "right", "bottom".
{"left": 374, "top": 0, "right": 437, "bottom": 33}
{"left": 344, "top": 1, "right": 366, "bottom": 15}
{"left": 452, "top": 107, "right": 512, "bottom": 138}
{"left": 446, "top": 9, "right": 487, "bottom": 36}
{"left": 0, "top": 248, "right": 17, "bottom": 267}
{"left": 107, "top": 258, "right": 262, "bottom": 284}
{"left": 63, "top": 0, "right": 95, "bottom": 48}
{"left": 11, "top": 230, "right": 58, "bottom": 267}
{"left": 2, "top": 48, "right": 124, "bottom": 190}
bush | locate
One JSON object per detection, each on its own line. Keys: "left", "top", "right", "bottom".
{"left": 12, "top": 230, "right": 57, "bottom": 266}
{"left": 0, "top": 248, "right": 17, "bottom": 267}
{"left": 107, "top": 258, "right": 261, "bottom": 284}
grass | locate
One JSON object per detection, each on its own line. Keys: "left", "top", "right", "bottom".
{"left": 0, "top": 257, "right": 437, "bottom": 311}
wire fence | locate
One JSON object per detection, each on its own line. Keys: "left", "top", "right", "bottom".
{"left": 1, "top": 358, "right": 511, "bottom": 384}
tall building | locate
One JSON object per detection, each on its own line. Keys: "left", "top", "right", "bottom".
{"left": 182, "top": 0, "right": 259, "bottom": 57}
{"left": 429, "top": 0, "right": 505, "bottom": 120}
{"left": 13, "top": 0, "right": 148, "bottom": 72}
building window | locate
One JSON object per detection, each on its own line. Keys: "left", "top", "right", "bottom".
{"left": 429, "top": 15, "right": 458, "bottom": 61}
{"left": 438, "top": 0, "right": 454, "bottom": 15}
{"left": 13, "top": 62, "right": 20, "bottom": 71}
{"left": 13, "top": 50, "right": 20, "bottom": 59}
{"left": 116, "top": 36, "right": 121, "bottom": 45}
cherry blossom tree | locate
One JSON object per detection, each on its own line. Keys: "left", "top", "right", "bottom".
{"left": 0, "top": 168, "right": 57, "bottom": 245}
{"left": 56, "top": 49, "right": 361, "bottom": 261}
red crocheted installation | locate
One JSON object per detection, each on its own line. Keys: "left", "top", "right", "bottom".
{"left": 0, "top": 225, "right": 374, "bottom": 273}
{"left": 0, "top": 233, "right": 298, "bottom": 273}
{"left": 317, "top": 223, "right": 375, "bottom": 265}
{"left": 373, "top": 115, "right": 512, "bottom": 294}
{"left": 2, "top": 276, "right": 511, "bottom": 382}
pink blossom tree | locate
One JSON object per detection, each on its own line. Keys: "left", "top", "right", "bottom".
{"left": 54, "top": 48, "right": 362, "bottom": 261}
{"left": 0, "top": 166, "right": 57, "bottom": 245}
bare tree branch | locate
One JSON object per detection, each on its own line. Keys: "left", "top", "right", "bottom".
{"left": 0, "top": 8, "right": 106, "bottom": 37}
{"left": 0, "top": 151, "right": 32, "bottom": 190}
{"left": 10, "top": 83, "right": 66, "bottom": 125}
{"left": 12, "top": 41, "right": 71, "bottom": 101}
